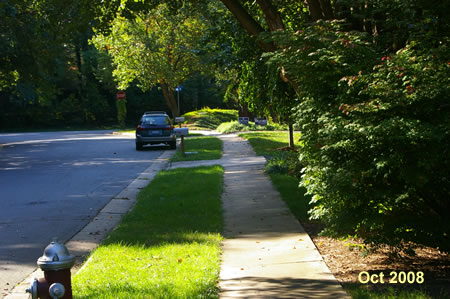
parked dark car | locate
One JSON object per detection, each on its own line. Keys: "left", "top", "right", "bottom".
{"left": 135, "top": 111, "right": 176, "bottom": 150}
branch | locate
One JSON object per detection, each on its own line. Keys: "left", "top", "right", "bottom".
{"left": 255, "top": 0, "right": 284, "bottom": 31}
{"left": 220, "top": 0, "right": 276, "bottom": 52}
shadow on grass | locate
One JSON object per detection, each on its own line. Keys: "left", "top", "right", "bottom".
{"left": 76, "top": 279, "right": 219, "bottom": 299}
{"left": 245, "top": 137, "right": 289, "bottom": 155}
{"left": 73, "top": 166, "right": 224, "bottom": 298}
{"left": 105, "top": 166, "right": 224, "bottom": 247}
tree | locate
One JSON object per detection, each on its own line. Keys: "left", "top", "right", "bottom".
{"left": 218, "top": 0, "right": 450, "bottom": 251}
{"left": 263, "top": 8, "right": 450, "bottom": 250}
{"left": 218, "top": 0, "right": 302, "bottom": 147}
{"left": 0, "top": 0, "right": 122, "bottom": 127}
{"left": 92, "top": 3, "right": 207, "bottom": 117}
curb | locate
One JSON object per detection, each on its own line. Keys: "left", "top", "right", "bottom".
{"left": 5, "top": 149, "right": 174, "bottom": 299}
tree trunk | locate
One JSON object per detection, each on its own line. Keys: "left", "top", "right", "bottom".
{"left": 288, "top": 122, "right": 294, "bottom": 148}
{"left": 306, "top": 0, "right": 324, "bottom": 21}
{"left": 256, "top": 0, "right": 284, "bottom": 31}
{"left": 160, "top": 80, "right": 179, "bottom": 117}
{"left": 319, "top": 0, "right": 335, "bottom": 19}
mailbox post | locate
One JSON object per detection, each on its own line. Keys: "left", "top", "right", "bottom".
{"left": 175, "top": 116, "right": 185, "bottom": 128}
{"left": 173, "top": 127, "right": 189, "bottom": 156}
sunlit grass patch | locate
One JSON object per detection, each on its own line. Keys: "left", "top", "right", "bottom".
{"left": 182, "top": 108, "right": 238, "bottom": 130}
{"left": 239, "top": 131, "right": 301, "bottom": 156}
{"left": 170, "top": 136, "right": 222, "bottom": 162}
{"left": 73, "top": 166, "right": 224, "bottom": 298}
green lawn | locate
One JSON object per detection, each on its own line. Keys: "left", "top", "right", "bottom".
{"left": 182, "top": 108, "right": 238, "bottom": 130}
{"left": 72, "top": 166, "right": 224, "bottom": 298}
{"left": 239, "top": 132, "right": 442, "bottom": 299}
{"left": 239, "top": 132, "right": 310, "bottom": 223}
{"left": 239, "top": 131, "right": 301, "bottom": 156}
{"left": 170, "top": 136, "right": 222, "bottom": 162}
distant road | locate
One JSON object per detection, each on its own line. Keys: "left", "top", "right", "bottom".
{"left": 0, "top": 130, "right": 167, "bottom": 295}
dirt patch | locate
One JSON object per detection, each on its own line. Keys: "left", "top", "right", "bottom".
{"left": 303, "top": 223, "right": 450, "bottom": 298}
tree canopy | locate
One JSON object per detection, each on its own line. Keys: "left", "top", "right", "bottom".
{"left": 92, "top": 3, "right": 208, "bottom": 117}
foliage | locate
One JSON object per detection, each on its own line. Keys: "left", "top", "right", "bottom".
{"left": 182, "top": 108, "right": 238, "bottom": 130}
{"left": 0, "top": 1, "right": 229, "bottom": 130}
{"left": 217, "top": 120, "right": 286, "bottom": 133}
{"left": 91, "top": 3, "right": 208, "bottom": 117}
{"left": 265, "top": 19, "right": 450, "bottom": 250}
{"left": 0, "top": 0, "right": 122, "bottom": 128}
{"left": 265, "top": 151, "right": 303, "bottom": 178}
{"left": 239, "top": 131, "right": 303, "bottom": 176}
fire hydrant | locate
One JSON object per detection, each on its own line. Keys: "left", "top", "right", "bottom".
{"left": 26, "top": 238, "right": 75, "bottom": 299}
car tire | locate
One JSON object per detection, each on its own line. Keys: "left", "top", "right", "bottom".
{"left": 136, "top": 142, "right": 143, "bottom": 151}
{"left": 169, "top": 141, "right": 176, "bottom": 149}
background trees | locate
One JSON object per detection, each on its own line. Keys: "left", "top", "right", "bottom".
{"left": 0, "top": 0, "right": 228, "bottom": 128}
{"left": 92, "top": 3, "right": 209, "bottom": 117}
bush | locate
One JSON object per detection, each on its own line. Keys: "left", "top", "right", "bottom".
{"left": 216, "top": 120, "right": 286, "bottom": 133}
{"left": 182, "top": 108, "right": 238, "bottom": 129}
{"left": 267, "top": 21, "right": 450, "bottom": 251}
{"left": 265, "top": 150, "right": 303, "bottom": 179}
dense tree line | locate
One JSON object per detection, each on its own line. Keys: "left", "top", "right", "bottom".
{"left": 0, "top": 0, "right": 227, "bottom": 129}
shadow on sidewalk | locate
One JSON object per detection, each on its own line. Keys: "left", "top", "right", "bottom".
{"left": 221, "top": 276, "right": 348, "bottom": 298}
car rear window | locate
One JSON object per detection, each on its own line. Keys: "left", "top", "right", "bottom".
{"left": 142, "top": 115, "right": 170, "bottom": 125}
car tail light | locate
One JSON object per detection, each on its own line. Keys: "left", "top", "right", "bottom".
{"left": 136, "top": 125, "right": 145, "bottom": 131}
{"left": 163, "top": 125, "right": 174, "bottom": 130}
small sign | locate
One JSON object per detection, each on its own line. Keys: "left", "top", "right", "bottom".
{"left": 254, "top": 117, "right": 267, "bottom": 126}
{"left": 238, "top": 117, "right": 249, "bottom": 125}
{"left": 175, "top": 117, "right": 185, "bottom": 123}
{"left": 116, "top": 91, "right": 126, "bottom": 101}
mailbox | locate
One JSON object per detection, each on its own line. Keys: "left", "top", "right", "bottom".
{"left": 174, "top": 128, "right": 189, "bottom": 136}
{"left": 254, "top": 117, "right": 267, "bottom": 126}
{"left": 174, "top": 117, "right": 185, "bottom": 123}
{"left": 238, "top": 117, "right": 249, "bottom": 125}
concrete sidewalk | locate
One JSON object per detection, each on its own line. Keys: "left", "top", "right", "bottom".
{"left": 169, "top": 133, "right": 349, "bottom": 298}
{"left": 7, "top": 132, "right": 349, "bottom": 298}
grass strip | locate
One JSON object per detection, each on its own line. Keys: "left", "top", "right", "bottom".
{"left": 239, "top": 131, "right": 301, "bottom": 156}
{"left": 170, "top": 136, "right": 222, "bottom": 162}
{"left": 239, "top": 131, "right": 310, "bottom": 221}
{"left": 72, "top": 165, "right": 224, "bottom": 298}
{"left": 240, "top": 132, "right": 438, "bottom": 299}
{"left": 268, "top": 173, "right": 310, "bottom": 222}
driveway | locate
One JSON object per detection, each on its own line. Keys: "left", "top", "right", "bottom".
{"left": 0, "top": 130, "right": 168, "bottom": 295}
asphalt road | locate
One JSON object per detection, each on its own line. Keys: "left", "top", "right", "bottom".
{"left": 0, "top": 130, "right": 168, "bottom": 295}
